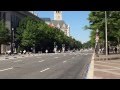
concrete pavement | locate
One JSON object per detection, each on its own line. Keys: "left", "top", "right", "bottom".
{"left": 0, "top": 51, "right": 93, "bottom": 79}
{"left": 94, "top": 54, "right": 120, "bottom": 79}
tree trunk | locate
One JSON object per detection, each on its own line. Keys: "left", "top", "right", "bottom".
{"left": 0, "top": 44, "right": 1, "bottom": 54}
{"left": 118, "top": 37, "right": 119, "bottom": 46}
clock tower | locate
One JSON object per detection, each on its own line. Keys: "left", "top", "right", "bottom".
{"left": 54, "top": 11, "right": 62, "bottom": 20}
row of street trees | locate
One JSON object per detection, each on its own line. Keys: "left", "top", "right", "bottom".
{"left": 85, "top": 11, "right": 120, "bottom": 48}
{"left": 82, "top": 41, "right": 92, "bottom": 49}
{"left": 15, "top": 16, "right": 82, "bottom": 53}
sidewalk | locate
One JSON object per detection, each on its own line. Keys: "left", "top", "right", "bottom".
{"left": 94, "top": 53, "right": 120, "bottom": 79}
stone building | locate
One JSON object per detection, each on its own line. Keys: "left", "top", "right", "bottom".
{"left": 41, "top": 11, "right": 70, "bottom": 37}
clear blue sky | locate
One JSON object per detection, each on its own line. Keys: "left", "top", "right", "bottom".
{"left": 36, "top": 11, "right": 90, "bottom": 43}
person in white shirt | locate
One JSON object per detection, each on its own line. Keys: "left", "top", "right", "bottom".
{"left": 23, "top": 50, "right": 26, "bottom": 54}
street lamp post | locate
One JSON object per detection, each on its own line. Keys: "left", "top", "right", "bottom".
{"left": 95, "top": 29, "right": 99, "bottom": 57}
{"left": 105, "top": 11, "right": 108, "bottom": 58}
{"left": 33, "top": 44, "right": 35, "bottom": 53}
{"left": 54, "top": 42, "right": 56, "bottom": 53}
{"left": 62, "top": 44, "right": 65, "bottom": 53}
{"left": 11, "top": 28, "right": 14, "bottom": 54}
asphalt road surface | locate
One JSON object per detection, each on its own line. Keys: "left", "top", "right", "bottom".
{"left": 0, "top": 50, "right": 93, "bottom": 79}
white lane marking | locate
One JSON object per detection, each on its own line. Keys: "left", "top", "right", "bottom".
{"left": 55, "top": 57, "right": 59, "bottom": 58}
{"left": 38, "top": 60, "right": 45, "bottom": 62}
{"left": 63, "top": 61, "right": 67, "bottom": 63}
{"left": 40, "top": 68, "right": 50, "bottom": 72}
{"left": 14, "top": 60, "right": 22, "bottom": 62}
{"left": 0, "top": 67, "right": 13, "bottom": 72}
{"left": 0, "top": 59, "right": 6, "bottom": 61}
{"left": 37, "top": 57, "right": 42, "bottom": 58}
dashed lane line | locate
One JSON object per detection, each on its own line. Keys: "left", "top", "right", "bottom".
{"left": 63, "top": 61, "right": 67, "bottom": 63}
{"left": 0, "top": 67, "right": 13, "bottom": 72}
{"left": 14, "top": 60, "right": 23, "bottom": 62}
{"left": 40, "top": 68, "right": 50, "bottom": 72}
{"left": 55, "top": 57, "right": 58, "bottom": 58}
{"left": 72, "top": 57, "right": 75, "bottom": 59}
{"left": 38, "top": 60, "right": 45, "bottom": 62}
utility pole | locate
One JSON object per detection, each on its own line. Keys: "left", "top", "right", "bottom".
{"left": 105, "top": 11, "right": 108, "bottom": 58}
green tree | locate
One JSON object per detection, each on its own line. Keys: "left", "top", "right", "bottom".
{"left": 85, "top": 11, "right": 120, "bottom": 47}
{"left": 16, "top": 16, "right": 83, "bottom": 53}
{"left": 0, "top": 20, "right": 10, "bottom": 54}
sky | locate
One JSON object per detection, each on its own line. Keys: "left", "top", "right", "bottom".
{"left": 36, "top": 11, "right": 90, "bottom": 44}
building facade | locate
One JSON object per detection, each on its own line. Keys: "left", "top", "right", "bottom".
{"left": 41, "top": 11, "right": 70, "bottom": 37}
{"left": 0, "top": 11, "right": 42, "bottom": 54}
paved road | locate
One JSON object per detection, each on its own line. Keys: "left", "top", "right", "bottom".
{"left": 0, "top": 50, "right": 93, "bottom": 79}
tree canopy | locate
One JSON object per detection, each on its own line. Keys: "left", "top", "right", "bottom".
{"left": 16, "top": 17, "right": 82, "bottom": 53}
{"left": 0, "top": 20, "right": 10, "bottom": 45}
{"left": 85, "top": 11, "right": 120, "bottom": 47}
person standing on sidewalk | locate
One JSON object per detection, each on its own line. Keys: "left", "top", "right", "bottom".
{"left": 108, "top": 46, "right": 109, "bottom": 55}
{"left": 115, "top": 47, "right": 117, "bottom": 54}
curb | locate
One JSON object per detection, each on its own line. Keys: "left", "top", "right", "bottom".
{"left": 86, "top": 53, "right": 95, "bottom": 79}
